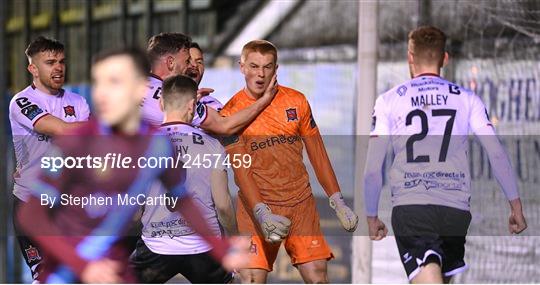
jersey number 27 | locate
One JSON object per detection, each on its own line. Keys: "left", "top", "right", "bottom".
{"left": 406, "top": 109, "right": 456, "bottom": 163}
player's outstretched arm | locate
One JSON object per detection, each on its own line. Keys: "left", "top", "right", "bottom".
{"left": 363, "top": 135, "right": 390, "bottom": 240}
{"left": 303, "top": 133, "right": 358, "bottom": 232}
{"left": 200, "top": 74, "right": 277, "bottom": 135}
{"left": 474, "top": 126, "right": 527, "bottom": 234}
{"left": 211, "top": 169, "right": 239, "bottom": 235}
{"left": 34, "top": 114, "right": 86, "bottom": 136}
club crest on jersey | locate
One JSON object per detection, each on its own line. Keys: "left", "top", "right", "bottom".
{"left": 196, "top": 102, "right": 205, "bottom": 119}
{"left": 25, "top": 246, "right": 41, "bottom": 262}
{"left": 286, "top": 108, "right": 298, "bottom": 122}
{"left": 397, "top": 85, "right": 407, "bottom": 96}
{"left": 64, "top": 105, "right": 76, "bottom": 117}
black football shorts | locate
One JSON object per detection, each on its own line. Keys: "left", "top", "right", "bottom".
{"left": 391, "top": 204, "right": 472, "bottom": 281}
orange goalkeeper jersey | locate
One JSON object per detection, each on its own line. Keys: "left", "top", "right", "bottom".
{"left": 221, "top": 85, "right": 322, "bottom": 206}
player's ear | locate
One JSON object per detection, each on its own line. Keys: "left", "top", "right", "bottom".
{"left": 166, "top": 55, "right": 175, "bottom": 71}
{"left": 442, "top": 52, "right": 449, "bottom": 67}
{"left": 187, "top": 98, "right": 195, "bottom": 114}
{"left": 159, "top": 97, "right": 164, "bottom": 112}
{"left": 27, "top": 64, "right": 37, "bottom": 78}
{"left": 407, "top": 50, "right": 414, "bottom": 66}
{"left": 239, "top": 61, "right": 246, "bottom": 75}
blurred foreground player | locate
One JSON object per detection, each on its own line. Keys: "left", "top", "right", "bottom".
{"left": 364, "top": 26, "right": 527, "bottom": 283}
{"left": 221, "top": 40, "right": 358, "bottom": 283}
{"left": 142, "top": 33, "right": 276, "bottom": 134}
{"left": 131, "top": 75, "right": 238, "bottom": 283}
{"left": 8, "top": 36, "right": 90, "bottom": 281}
{"left": 17, "top": 48, "right": 247, "bottom": 283}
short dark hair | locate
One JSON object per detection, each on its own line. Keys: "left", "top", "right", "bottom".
{"left": 147, "top": 33, "right": 192, "bottom": 64}
{"left": 190, "top": 42, "right": 203, "bottom": 53}
{"left": 92, "top": 47, "right": 150, "bottom": 78}
{"left": 25, "top": 36, "right": 64, "bottom": 59}
{"left": 408, "top": 26, "right": 447, "bottom": 67}
{"left": 161, "top": 75, "right": 198, "bottom": 111}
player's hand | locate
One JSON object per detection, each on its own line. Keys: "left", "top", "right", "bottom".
{"left": 367, "top": 216, "right": 387, "bottom": 241}
{"left": 197, "top": 87, "right": 214, "bottom": 101}
{"left": 81, "top": 258, "right": 123, "bottom": 284}
{"left": 509, "top": 210, "right": 527, "bottom": 234}
{"left": 508, "top": 198, "right": 527, "bottom": 234}
{"left": 329, "top": 192, "right": 359, "bottom": 232}
{"left": 221, "top": 235, "right": 250, "bottom": 272}
{"left": 260, "top": 73, "right": 278, "bottom": 104}
{"left": 253, "top": 203, "right": 291, "bottom": 244}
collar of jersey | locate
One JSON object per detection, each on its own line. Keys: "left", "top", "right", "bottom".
{"left": 415, "top": 73, "right": 440, "bottom": 78}
{"left": 161, "top": 121, "right": 193, "bottom": 127}
{"left": 31, "top": 83, "right": 65, "bottom": 97}
{"left": 149, "top": 73, "right": 163, "bottom": 81}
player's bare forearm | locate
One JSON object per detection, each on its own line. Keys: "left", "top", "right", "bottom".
{"left": 202, "top": 74, "right": 276, "bottom": 135}
{"left": 211, "top": 169, "right": 239, "bottom": 235}
{"left": 303, "top": 134, "right": 340, "bottom": 196}
{"left": 509, "top": 198, "right": 523, "bottom": 212}
{"left": 34, "top": 114, "right": 85, "bottom": 136}
{"left": 217, "top": 207, "right": 239, "bottom": 236}
{"left": 17, "top": 197, "right": 89, "bottom": 276}
{"left": 203, "top": 101, "right": 267, "bottom": 135}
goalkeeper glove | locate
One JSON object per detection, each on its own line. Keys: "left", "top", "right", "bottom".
{"left": 253, "top": 203, "right": 291, "bottom": 243}
{"left": 329, "top": 192, "right": 358, "bottom": 232}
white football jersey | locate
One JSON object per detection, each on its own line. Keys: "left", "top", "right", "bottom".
{"left": 141, "top": 122, "right": 226, "bottom": 255}
{"left": 9, "top": 85, "right": 90, "bottom": 201}
{"left": 370, "top": 74, "right": 492, "bottom": 211}
{"left": 141, "top": 74, "right": 217, "bottom": 127}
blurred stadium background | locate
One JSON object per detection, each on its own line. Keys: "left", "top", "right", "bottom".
{"left": 0, "top": 0, "right": 539, "bottom": 283}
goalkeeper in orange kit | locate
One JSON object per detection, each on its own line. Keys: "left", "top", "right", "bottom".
{"left": 220, "top": 40, "right": 358, "bottom": 283}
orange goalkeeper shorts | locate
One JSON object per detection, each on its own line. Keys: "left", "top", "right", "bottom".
{"left": 236, "top": 194, "right": 334, "bottom": 271}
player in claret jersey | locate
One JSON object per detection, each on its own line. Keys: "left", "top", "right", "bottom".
{"left": 142, "top": 33, "right": 276, "bottom": 134}
{"left": 17, "top": 48, "right": 247, "bottom": 283}
{"left": 8, "top": 36, "right": 90, "bottom": 281}
{"left": 131, "top": 75, "right": 238, "bottom": 283}
{"left": 363, "top": 26, "right": 527, "bottom": 283}
{"left": 221, "top": 40, "right": 358, "bottom": 283}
